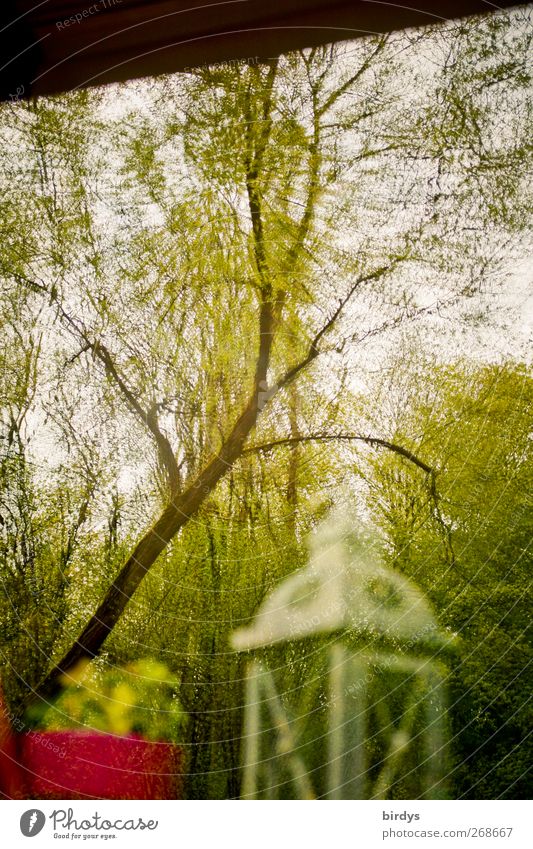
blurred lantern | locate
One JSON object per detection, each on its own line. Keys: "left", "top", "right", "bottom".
{"left": 232, "top": 515, "right": 455, "bottom": 799}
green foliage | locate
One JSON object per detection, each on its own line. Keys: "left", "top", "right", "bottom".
{"left": 28, "top": 658, "right": 185, "bottom": 742}
{"left": 363, "top": 362, "right": 532, "bottom": 798}
{"left": 0, "top": 7, "right": 531, "bottom": 800}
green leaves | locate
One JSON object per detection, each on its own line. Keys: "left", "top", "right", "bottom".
{"left": 29, "top": 657, "right": 185, "bottom": 742}
{"left": 365, "top": 361, "right": 533, "bottom": 798}
{"left": 1, "top": 7, "right": 531, "bottom": 797}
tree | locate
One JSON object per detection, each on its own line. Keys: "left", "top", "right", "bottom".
{"left": 0, "top": 7, "right": 530, "bottom": 752}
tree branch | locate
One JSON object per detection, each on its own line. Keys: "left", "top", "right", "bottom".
{"left": 244, "top": 60, "right": 278, "bottom": 286}
{"left": 243, "top": 432, "right": 435, "bottom": 481}
{"left": 274, "top": 258, "right": 406, "bottom": 394}
{"left": 282, "top": 92, "right": 321, "bottom": 276}
{"left": 317, "top": 35, "right": 390, "bottom": 117}
{"left": 94, "top": 342, "right": 180, "bottom": 494}
{"left": 15, "top": 274, "right": 181, "bottom": 495}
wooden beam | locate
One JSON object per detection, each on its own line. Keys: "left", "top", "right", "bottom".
{"left": 1, "top": 1, "right": 523, "bottom": 100}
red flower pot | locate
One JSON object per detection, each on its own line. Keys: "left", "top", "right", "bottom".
{"left": 20, "top": 730, "right": 182, "bottom": 800}
{"left": 0, "top": 712, "right": 25, "bottom": 799}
